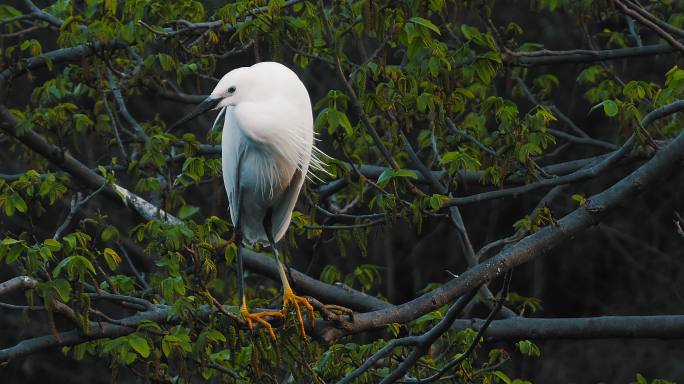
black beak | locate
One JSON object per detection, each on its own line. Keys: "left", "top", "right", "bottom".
{"left": 168, "top": 96, "right": 222, "bottom": 131}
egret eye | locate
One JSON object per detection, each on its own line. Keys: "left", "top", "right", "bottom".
{"left": 227, "top": 86, "right": 236, "bottom": 94}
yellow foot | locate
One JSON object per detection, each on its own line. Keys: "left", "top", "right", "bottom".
{"left": 241, "top": 305, "right": 284, "bottom": 341}
{"left": 282, "top": 288, "right": 315, "bottom": 338}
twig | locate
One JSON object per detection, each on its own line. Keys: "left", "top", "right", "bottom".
{"left": 87, "top": 292, "right": 154, "bottom": 311}
{"left": 445, "top": 117, "right": 497, "bottom": 156}
{"left": 0, "top": 301, "right": 43, "bottom": 311}
{"left": 402, "top": 271, "right": 512, "bottom": 383}
{"left": 513, "top": 43, "right": 675, "bottom": 66}
{"left": 53, "top": 181, "right": 108, "bottom": 240}
{"left": 623, "top": 0, "right": 684, "bottom": 39}
{"left": 613, "top": 0, "right": 684, "bottom": 52}
{"left": 0, "top": 41, "right": 126, "bottom": 90}
{"left": 102, "top": 96, "right": 129, "bottom": 162}
{"left": 107, "top": 69, "right": 150, "bottom": 144}
{"left": 315, "top": 205, "right": 385, "bottom": 221}
{"left": 117, "top": 243, "right": 151, "bottom": 290}
{"left": 515, "top": 77, "right": 597, "bottom": 141}
{"left": 304, "top": 218, "right": 385, "bottom": 230}
{"left": 13, "top": 0, "right": 64, "bottom": 28}
{"left": 625, "top": 16, "right": 643, "bottom": 47}
{"left": 337, "top": 287, "right": 480, "bottom": 384}
{"left": 208, "top": 362, "right": 240, "bottom": 379}
{"left": 675, "top": 212, "right": 684, "bottom": 238}
{"left": 0, "top": 25, "right": 42, "bottom": 37}
{"left": 446, "top": 100, "right": 684, "bottom": 206}
{"left": 446, "top": 134, "right": 634, "bottom": 206}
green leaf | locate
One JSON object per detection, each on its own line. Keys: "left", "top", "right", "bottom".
{"left": 409, "top": 17, "right": 441, "bottom": 35}
{"left": 157, "top": 53, "right": 175, "bottom": 72}
{"left": 177, "top": 205, "right": 200, "bottom": 220}
{"left": 51, "top": 278, "right": 72, "bottom": 302}
{"left": 338, "top": 112, "right": 353, "bottom": 136}
{"left": 53, "top": 255, "right": 97, "bottom": 278}
{"left": 103, "top": 248, "right": 121, "bottom": 271}
{"left": 9, "top": 192, "right": 27, "bottom": 214}
{"left": 377, "top": 169, "right": 418, "bottom": 187}
{"left": 590, "top": 100, "right": 619, "bottom": 117}
{"left": 603, "top": 100, "right": 618, "bottom": 117}
{"left": 128, "top": 334, "right": 150, "bottom": 358}
{"left": 516, "top": 340, "right": 541, "bottom": 357}
{"left": 571, "top": 194, "right": 587, "bottom": 206}
{"left": 224, "top": 242, "right": 237, "bottom": 265}
{"left": 101, "top": 225, "right": 120, "bottom": 242}
{"left": 635, "top": 374, "right": 647, "bottom": 384}
{"left": 5, "top": 244, "right": 22, "bottom": 264}
{"left": 43, "top": 239, "right": 62, "bottom": 251}
{"left": 492, "top": 371, "right": 512, "bottom": 384}
{"left": 460, "top": 24, "right": 480, "bottom": 40}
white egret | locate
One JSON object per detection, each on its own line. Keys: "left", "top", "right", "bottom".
{"left": 171, "top": 61, "right": 326, "bottom": 338}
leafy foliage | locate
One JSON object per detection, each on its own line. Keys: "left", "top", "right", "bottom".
{"left": 1, "top": 0, "right": 683, "bottom": 382}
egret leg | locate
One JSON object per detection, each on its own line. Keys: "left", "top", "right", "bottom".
{"left": 235, "top": 189, "right": 283, "bottom": 340}
{"left": 263, "top": 209, "right": 315, "bottom": 338}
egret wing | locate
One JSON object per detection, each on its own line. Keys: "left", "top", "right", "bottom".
{"left": 221, "top": 108, "right": 244, "bottom": 226}
{"left": 271, "top": 166, "right": 307, "bottom": 242}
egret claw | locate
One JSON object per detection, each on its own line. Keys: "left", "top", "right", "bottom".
{"left": 282, "top": 289, "right": 315, "bottom": 337}
{"left": 241, "top": 304, "right": 284, "bottom": 341}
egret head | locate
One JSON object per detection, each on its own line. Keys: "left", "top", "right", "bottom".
{"left": 169, "top": 62, "right": 305, "bottom": 131}
{"left": 210, "top": 67, "right": 250, "bottom": 108}
{"left": 168, "top": 67, "right": 251, "bottom": 130}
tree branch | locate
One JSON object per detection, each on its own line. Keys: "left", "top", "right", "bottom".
{"left": 53, "top": 182, "right": 107, "bottom": 239}
{"left": 0, "top": 276, "right": 37, "bottom": 296}
{"left": 401, "top": 272, "right": 511, "bottom": 383}
{"left": 0, "top": 41, "right": 125, "bottom": 92}
{"left": 107, "top": 69, "right": 150, "bottom": 144}
{"left": 446, "top": 133, "right": 635, "bottom": 206}
{"left": 447, "top": 100, "right": 682, "bottom": 206}
{"left": 449, "top": 315, "right": 684, "bottom": 340}
{"left": 514, "top": 43, "right": 676, "bottom": 66}
{"left": 315, "top": 100, "right": 684, "bottom": 342}
{"left": 241, "top": 247, "right": 390, "bottom": 312}
{"left": 0, "top": 105, "right": 180, "bottom": 225}
{"left": 622, "top": 0, "right": 684, "bottom": 39}
{"left": 614, "top": 0, "right": 684, "bottom": 52}
{"left": 337, "top": 287, "right": 479, "bottom": 384}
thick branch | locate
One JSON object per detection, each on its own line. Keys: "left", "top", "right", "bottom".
{"left": 0, "top": 276, "right": 37, "bottom": 295}
{"left": 0, "top": 303, "right": 220, "bottom": 361}
{"left": 450, "top": 315, "right": 684, "bottom": 340}
{"left": 241, "top": 248, "right": 389, "bottom": 312}
{"left": 0, "top": 41, "right": 125, "bottom": 91}
{"left": 0, "top": 105, "right": 180, "bottom": 225}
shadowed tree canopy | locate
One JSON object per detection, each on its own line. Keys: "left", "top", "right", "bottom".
{"left": 1, "top": 0, "right": 684, "bottom": 383}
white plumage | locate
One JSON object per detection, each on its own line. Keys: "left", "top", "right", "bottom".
{"left": 207, "top": 62, "right": 317, "bottom": 242}
{"left": 170, "top": 61, "right": 325, "bottom": 337}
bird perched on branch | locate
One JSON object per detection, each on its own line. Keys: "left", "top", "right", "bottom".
{"left": 170, "top": 61, "right": 327, "bottom": 338}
